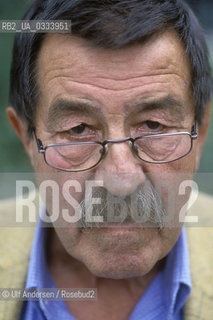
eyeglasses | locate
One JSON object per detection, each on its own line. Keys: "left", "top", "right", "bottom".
{"left": 34, "top": 124, "right": 197, "bottom": 172}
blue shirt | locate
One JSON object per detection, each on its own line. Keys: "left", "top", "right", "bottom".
{"left": 21, "top": 206, "right": 191, "bottom": 320}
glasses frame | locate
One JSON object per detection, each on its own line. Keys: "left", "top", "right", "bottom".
{"left": 33, "top": 123, "right": 198, "bottom": 172}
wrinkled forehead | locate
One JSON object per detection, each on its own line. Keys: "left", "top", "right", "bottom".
{"left": 35, "top": 29, "right": 192, "bottom": 124}
{"left": 37, "top": 30, "right": 190, "bottom": 82}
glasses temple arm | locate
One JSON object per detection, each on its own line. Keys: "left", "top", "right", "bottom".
{"left": 33, "top": 129, "right": 45, "bottom": 153}
{"left": 191, "top": 122, "right": 198, "bottom": 139}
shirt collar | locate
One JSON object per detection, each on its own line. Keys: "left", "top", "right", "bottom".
{"left": 129, "top": 226, "right": 191, "bottom": 319}
{"left": 163, "top": 226, "right": 191, "bottom": 315}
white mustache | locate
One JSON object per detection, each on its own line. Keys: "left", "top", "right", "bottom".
{"left": 78, "top": 181, "right": 165, "bottom": 230}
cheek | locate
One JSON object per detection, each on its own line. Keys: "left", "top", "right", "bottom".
{"left": 34, "top": 160, "right": 92, "bottom": 227}
{"left": 146, "top": 152, "right": 197, "bottom": 229}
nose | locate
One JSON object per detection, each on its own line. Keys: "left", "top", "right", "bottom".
{"left": 94, "top": 140, "right": 146, "bottom": 197}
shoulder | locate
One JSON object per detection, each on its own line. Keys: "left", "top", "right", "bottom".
{"left": 186, "top": 192, "right": 213, "bottom": 295}
{"left": 0, "top": 195, "right": 39, "bottom": 320}
{"left": 187, "top": 191, "right": 213, "bottom": 222}
{"left": 185, "top": 192, "right": 213, "bottom": 319}
{"left": 186, "top": 192, "right": 213, "bottom": 266}
{"left": 0, "top": 192, "right": 39, "bottom": 226}
{"left": 0, "top": 194, "right": 39, "bottom": 269}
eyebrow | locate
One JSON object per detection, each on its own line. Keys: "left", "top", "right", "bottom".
{"left": 128, "top": 95, "right": 186, "bottom": 122}
{"left": 46, "top": 94, "right": 186, "bottom": 130}
{"left": 47, "top": 98, "right": 104, "bottom": 129}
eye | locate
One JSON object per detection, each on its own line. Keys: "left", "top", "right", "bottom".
{"left": 69, "top": 123, "right": 89, "bottom": 135}
{"left": 145, "top": 121, "right": 163, "bottom": 131}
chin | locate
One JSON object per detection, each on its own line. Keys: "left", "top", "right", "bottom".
{"left": 82, "top": 252, "right": 156, "bottom": 279}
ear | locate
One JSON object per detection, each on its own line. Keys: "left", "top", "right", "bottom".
{"left": 7, "top": 107, "right": 34, "bottom": 160}
{"left": 195, "top": 101, "right": 212, "bottom": 170}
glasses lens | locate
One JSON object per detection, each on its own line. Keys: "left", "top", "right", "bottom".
{"left": 134, "top": 133, "right": 192, "bottom": 163}
{"left": 45, "top": 143, "right": 103, "bottom": 171}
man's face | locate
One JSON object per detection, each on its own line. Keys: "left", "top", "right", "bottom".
{"left": 25, "top": 30, "right": 204, "bottom": 278}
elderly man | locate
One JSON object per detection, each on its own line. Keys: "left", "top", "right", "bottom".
{"left": 1, "top": 0, "right": 213, "bottom": 319}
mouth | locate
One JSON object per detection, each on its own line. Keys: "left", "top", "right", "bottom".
{"left": 80, "top": 221, "right": 159, "bottom": 232}
{"left": 97, "top": 225, "right": 142, "bottom": 236}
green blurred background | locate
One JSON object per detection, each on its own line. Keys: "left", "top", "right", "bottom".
{"left": 0, "top": 0, "right": 213, "bottom": 194}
